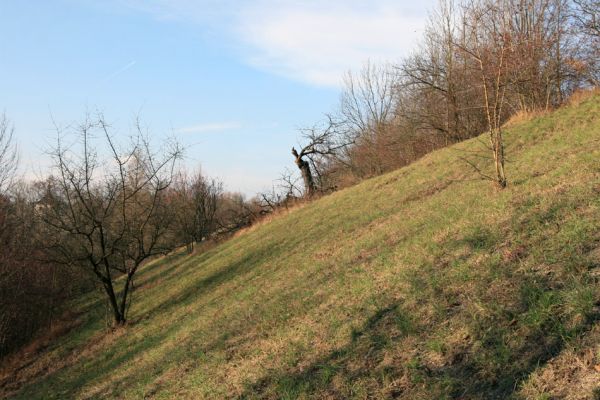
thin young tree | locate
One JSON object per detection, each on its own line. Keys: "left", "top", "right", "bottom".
{"left": 39, "top": 115, "right": 183, "bottom": 325}
{"left": 455, "top": 0, "right": 512, "bottom": 187}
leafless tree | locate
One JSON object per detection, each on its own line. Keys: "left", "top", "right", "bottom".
{"left": 336, "top": 62, "right": 401, "bottom": 176}
{"left": 572, "top": 0, "right": 600, "bottom": 85}
{"left": 258, "top": 171, "right": 301, "bottom": 213}
{"left": 573, "top": 0, "right": 599, "bottom": 37}
{"left": 0, "top": 113, "right": 17, "bottom": 194}
{"left": 172, "top": 170, "right": 223, "bottom": 253}
{"left": 400, "top": 0, "right": 476, "bottom": 143}
{"left": 339, "top": 62, "right": 397, "bottom": 139}
{"left": 39, "top": 115, "right": 183, "bottom": 325}
{"left": 291, "top": 119, "right": 348, "bottom": 197}
{"left": 192, "top": 176, "right": 222, "bottom": 243}
{"left": 454, "top": 0, "right": 512, "bottom": 187}
{"left": 277, "top": 169, "right": 304, "bottom": 201}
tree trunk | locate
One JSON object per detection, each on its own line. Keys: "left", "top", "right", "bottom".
{"left": 117, "top": 274, "right": 135, "bottom": 325}
{"left": 491, "top": 128, "right": 507, "bottom": 188}
{"left": 103, "top": 280, "right": 125, "bottom": 325}
{"left": 292, "top": 148, "right": 316, "bottom": 197}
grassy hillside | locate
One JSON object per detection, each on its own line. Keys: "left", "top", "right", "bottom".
{"left": 3, "top": 95, "right": 600, "bottom": 399}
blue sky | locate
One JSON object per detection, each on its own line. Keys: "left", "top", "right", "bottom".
{"left": 0, "top": 0, "right": 435, "bottom": 195}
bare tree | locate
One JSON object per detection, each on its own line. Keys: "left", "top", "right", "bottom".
{"left": 337, "top": 62, "right": 400, "bottom": 176}
{"left": 400, "top": 0, "right": 476, "bottom": 143}
{"left": 572, "top": 0, "right": 600, "bottom": 85}
{"left": 291, "top": 119, "right": 348, "bottom": 197}
{"left": 277, "top": 169, "right": 304, "bottom": 201}
{"left": 573, "top": 0, "right": 599, "bottom": 37}
{"left": 258, "top": 171, "right": 301, "bottom": 214}
{"left": 192, "top": 175, "right": 222, "bottom": 244}
{"left": 339, "top": 62, "right": 397, "bottom": 139}
{"left": 0, "top": 113, "right": 17, "bottom": 194}
{"left": 455, "top": 0, "right": 512, "bottom": 187}
{"left": 291, "top": 147, "right": 316, "bottom": 197}
{"left": 173, "top": 170, "right": 223, "bottom": 253}
{"left": 39, "top": 115, "right": 183, "bottom": 325}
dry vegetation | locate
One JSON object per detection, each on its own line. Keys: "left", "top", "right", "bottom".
{"left": 1, "top": 93, "right": 598, "bottom": 399}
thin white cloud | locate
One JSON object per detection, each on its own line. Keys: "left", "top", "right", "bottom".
{"left": 177, "top": 121, "right": 241, "bottom": 134}
{"left": 104, "top": 0, "right": 434, "bottom": 87}
{"left": 235, "top": 2, "right": 429, "bottom": 86}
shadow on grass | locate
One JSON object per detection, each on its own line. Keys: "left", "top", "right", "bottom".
{"left": 238, "top": 274, "right": 600, "bottom": 400}
{"left": 11, "top": 240, "right": 286, "bottom": 399}
{"left": 140, "top": 241, "right": 286, "bottom": 322}
{"left": 238, "top": 303, "right": 417, "bottom": 399}
{"left": 13, "top": 310, "right": 189, "bottom": 400}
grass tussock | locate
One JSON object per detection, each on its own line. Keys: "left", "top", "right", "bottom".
{"left": 2, "top": 95, "right": 600, "bottom": 399}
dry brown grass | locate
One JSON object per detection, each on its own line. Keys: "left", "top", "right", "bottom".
{"left": 519, "top": 325, "right": 600, "bottom": 400}
{"left": 567, "top": 87, "right": 600, "bottom": 107}
{"left": 0, "top": 312, "right": 83, "bottom": 398}
{"left": 503, "top": 109, "right": 549, "bottom": 128}
{"left": 232, "top": 199, "right": 309, "bottom": 238}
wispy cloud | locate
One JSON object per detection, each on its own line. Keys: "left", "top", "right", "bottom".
{"left": 235, "top": 2, "right": 430, "bottom": 86}
{"left": 177, "top": 121, "right": 241, "bottom": 134}
{"left": 102, "top": 1, "right": 433, "bottom": 87}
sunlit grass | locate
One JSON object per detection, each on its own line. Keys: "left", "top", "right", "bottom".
{"left": 6, "top": 95, "right": 600, "bottom": 399}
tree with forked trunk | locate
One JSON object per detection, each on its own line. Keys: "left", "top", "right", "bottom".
{"left": 39, "top": 114, "right": 183, "bottom": 325}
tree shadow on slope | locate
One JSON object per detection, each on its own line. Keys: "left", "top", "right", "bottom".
{"left": 10, "top": 241, "right": 287, "bottom": 399}
{"left": 11, "top": 312, "right": 187, "bottom": 400}
{"left": 239, "top": 303, "right": 417, "bottom": 400}
{"left": 238, "top": 275, "right": 600, "bottom": 400}
{"left": 139, "top": 240, "right": 291, "bottom": 322}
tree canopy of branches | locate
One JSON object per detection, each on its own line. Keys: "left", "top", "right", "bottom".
{"left": 572, "top": 0, "right": 600, "bottom": 85}
{"left": 0, "top": 113, "right": 17, "bottom": 193}
{"left": 291, "top": 119, "right": 349, "bottom": 197}
{"left": 172, "top": 171, "right": 223, "bottom": 253}
{"left": 39, "top": 115, "right": 183, "bottom": 325}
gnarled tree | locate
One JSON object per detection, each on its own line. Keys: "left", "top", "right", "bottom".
{"left": 291, "top": 119, "right": 348, "bottom": 197}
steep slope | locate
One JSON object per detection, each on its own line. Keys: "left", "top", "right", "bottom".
{"left": 3, "top": 95, "right": 600, "bottom": 399}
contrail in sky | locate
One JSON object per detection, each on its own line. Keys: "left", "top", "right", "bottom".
{"left": 100, "top": 60, "right": 137, "bottom": 84}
